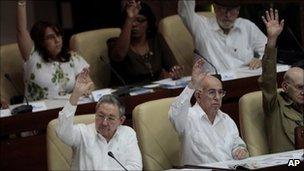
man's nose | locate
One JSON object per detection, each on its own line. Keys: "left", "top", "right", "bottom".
{"left": 102, "top": 118, "right": 109, "bottom": 125}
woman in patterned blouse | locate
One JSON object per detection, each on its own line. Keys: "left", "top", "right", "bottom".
{"left": 16, "top": 0, "right": 94, "bottom": 101}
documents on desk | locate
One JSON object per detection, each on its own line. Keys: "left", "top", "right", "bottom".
{"left": 221, "top": 64, "right": 290, "bottom": 81}
{"left": 200, "top": 149, "right": 303, "bottom": 170}
{"left": 153, "top": 76, "right": 191, "bottom": 88}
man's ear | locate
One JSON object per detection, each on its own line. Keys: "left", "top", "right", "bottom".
{"left": 282, "top": 81, "right": 288, "bottom": 93}
{"left": 119, "top": 115, "right": 126, "bottom": 125}
{"left": 194, "top": 90, "right": 200, "bottom": 101}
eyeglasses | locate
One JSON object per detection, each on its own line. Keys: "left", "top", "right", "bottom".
{"left": 200, "top": 89, "right": 226, "bottom": 98}
{"left": 287, "top": 82, "right": 304, "bottom": 92}
{"left": 96, "top": 114, "right": 119, "bottom": 122}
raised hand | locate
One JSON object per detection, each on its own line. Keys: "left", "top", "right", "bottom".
{"left": 262, "top": 8, "right": 284, "bottom": 40}
{"left": 70, "top": 68, "right": 94, "bottom": 105}
{"left": 126, "top": 0, "right": 141, "bottom": 19}
{"left": 169, "top": 65, "right": 184, "bottom": 80}
{"left": 191, "top": 58, "right": 208, "bottom": 90}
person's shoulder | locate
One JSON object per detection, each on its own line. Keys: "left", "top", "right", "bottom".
{"left": 236, "top": 17, "right": 258, "bottom": 27}
{"left": 68, "top": 51, "right": 85, "bottom": 60}
{"left": 119, "top": 125, "right": 137, "bottom": 136}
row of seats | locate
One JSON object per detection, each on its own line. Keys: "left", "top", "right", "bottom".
{"left": 0, "top": 12, "right": 213, "bottom": 102}
{"left": 47, "top": 92, "right": 268, "bottom": 170}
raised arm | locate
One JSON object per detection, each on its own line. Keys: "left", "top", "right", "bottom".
{"left": 258, "top": 8, "right": 284, "bottom": 115}
{"left": 16, "top": 0, "right": 33, "bottom": 61}
{"left": 178, "top": 0, "right": 203, "bottom": 37}
{"left": 110, "top": 0, "right": 140, "bottom": 62}
{"left": 56, "top": 68, "right": 94, "bottom": 146}
{"left": 169, "top": 59, "right": 207, "bottom": 135}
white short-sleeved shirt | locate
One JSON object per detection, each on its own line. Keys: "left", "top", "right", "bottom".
{"left": 24, "top": 50, "right": 89, "bottom": 101}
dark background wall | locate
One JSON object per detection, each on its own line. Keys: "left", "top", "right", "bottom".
{"left": 1, "top": 0, "right": 303, "bottom": 52}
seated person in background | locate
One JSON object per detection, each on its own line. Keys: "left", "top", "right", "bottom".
{"left": 108, "top": 0, "right": 183, "bottom": 86}
{"left": 0, "top": 98, "right": 9, "bottom": 109}
{"left": 169, "top": 59, "right": 248, "bottom": 165}
{"left": 259, "top": 8, "right": 304, "bottom": 153}
{"left": 178, "top": 0, "right": 267, "bottom": 73}
{"left": 56, "top": 69, "right": 142, "bottom": 170}
{"left": 17, "top": 0, "right": 93, "bottom": 101}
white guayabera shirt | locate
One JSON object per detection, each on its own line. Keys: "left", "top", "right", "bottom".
{"left": 169, "top": 86, "right": 247, "bottom": 165}
{"left": 56, "top": 102, "right": 143, "bottom": 170}
{"left": 178, "top": 0, "right": 267, "bottom": 73}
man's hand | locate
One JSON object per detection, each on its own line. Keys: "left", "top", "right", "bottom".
{"left": 248, "top": 58, "right": 261, "bottom": 70}
{"left": 232, "top": 148, "right": 249, "bottom": 160}
{"left": 70, "top": 68, "right": 94, "bottom": 105}
{"left": 169, "top": 65, "right": 184, "bottom": 80}
{"left": 190, "top": 58, "right": 208, "bottom": 89}
{"left": 262, "top": 8, "right": 284, "bottom": 47}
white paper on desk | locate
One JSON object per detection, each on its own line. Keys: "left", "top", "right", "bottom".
{"left": 0, "top": 109, "right": 11, "bottom": 117}
{"left": 221, "top": 64, "right": 290, "bottom": 81}
{"left": 52, "top": 94, "right": 71, "bottom": 100}
{"left": 78, "top": 95, "right": 94, "bottom": 104}
{"left": 154, "top": 76, "right": 191, "bottom": 86}
{"left": 221, "top": 71, "right": 236, "bottom": 81}
{"left": 91, "top": 88, "right": 113, "bottom": 102}
{"left": 129, "top": 88, "right": 154, "bottom": 96}
{"left": 29, "top": 101, "right": 48, "bottom": 112}
{"left": 201, "top": 149, "right": 303, "bottom": 170}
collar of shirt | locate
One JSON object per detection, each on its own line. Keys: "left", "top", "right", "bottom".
{"left": 210, "top": 17, "right": 242, "bottom": 34}
{"left": 280, "top": 91, "right": 294, "bottom": 106}
{"left": 192, "top": 102, "right": 227, "bottom": 126}
{"left": 279, "top": 91, "right": 303, "bottom": 122}
{"left": 95, "top": 125, "right": 122, "bottom": 143}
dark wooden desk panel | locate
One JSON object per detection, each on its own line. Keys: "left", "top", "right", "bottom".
{"left": 0, "top": 72, "right": 285, "bottom": 171}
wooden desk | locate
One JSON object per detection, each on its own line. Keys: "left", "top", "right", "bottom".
{"left": 0, "top": 73, "right": 284, "bottom": 171}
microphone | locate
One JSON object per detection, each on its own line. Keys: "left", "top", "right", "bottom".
{"left": 4, "top": 73, "right": 33, "bottom": 115}
{"left": 193, "top": 49, "right": 222, "bottom": 80}
{"left": 286, "top": 26, "right": 304, "bottom": 52}
{"left": 100, "top": 56, "right": 130, "bottom": 96}
{"left": 277, "top": 26, "right": 304, "bottom": 68}
{"left": 108, "top": 151, "right": 128, "bottom": 171}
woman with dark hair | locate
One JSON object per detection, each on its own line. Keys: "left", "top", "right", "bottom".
{"left": 108, "top": 0, "right": 183, "bottom": 86}
{"left": 17, "top": 1, "right": 93, "bottom": 101}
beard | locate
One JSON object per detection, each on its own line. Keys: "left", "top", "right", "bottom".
{"left": 217, "top": 19, "right": 234, "bottom": 30}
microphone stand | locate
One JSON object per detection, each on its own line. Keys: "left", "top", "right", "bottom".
{"left": 193, "top": 49, "right": 222, "bottom": 81}
{"left": 100, "top": 56, "right": 130, "bottom": 96}
{"left": 108, "top": 151, "right": 128, "bottom": 171}
{"left": 4, "top": 74, "right": 33, "bottom": 115}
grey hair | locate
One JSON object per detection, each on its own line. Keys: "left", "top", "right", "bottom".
{"left": 96, "top": 94, "right": 125, "bottom": 117}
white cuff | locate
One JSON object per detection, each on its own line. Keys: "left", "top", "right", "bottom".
{"left": 61, "top": 101, "right": 77, "bottom": 118}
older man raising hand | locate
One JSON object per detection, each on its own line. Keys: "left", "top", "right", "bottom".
{"left": 169, "top": 59, "right": 248, "bottom": 166}
{"left": 56, "top": 68, "right": 142, "bottom": 170}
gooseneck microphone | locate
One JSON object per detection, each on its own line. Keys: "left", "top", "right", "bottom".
{"left": 4, "top": 73, "right": 33, "bottom": 115}
{"left": 108, "top": 151, "right": 128, "bottom": 171}
{"left": 193, "top": 49, "right": 222, "bottom": 80}
{"left": 100, "top": 56, "right": 130, "bottom": 96}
